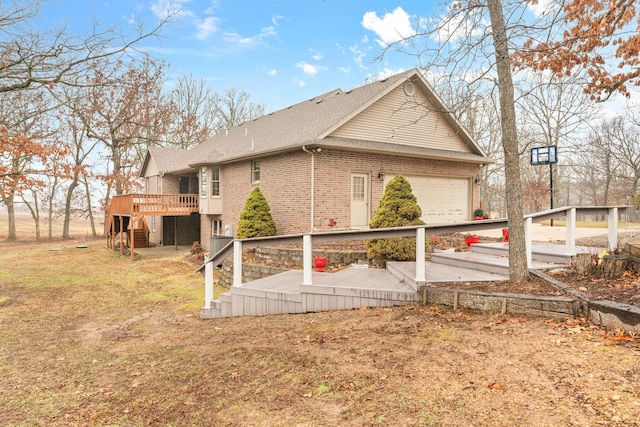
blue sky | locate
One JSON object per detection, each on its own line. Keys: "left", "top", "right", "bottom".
{"left": 40, "top": 0, "right": 428, "bottom": 112}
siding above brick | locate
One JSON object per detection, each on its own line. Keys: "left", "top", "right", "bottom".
{"left": 329, "top": 85, "right": 470, "bottom": 153}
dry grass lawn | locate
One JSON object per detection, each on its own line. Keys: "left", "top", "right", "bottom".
{"left": 0, "top": 214, "right": 639, "bottom": 426}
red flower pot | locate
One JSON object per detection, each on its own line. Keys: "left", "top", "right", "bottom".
{"left": 465, "top": 236, "right": 479, "bottom": 247}
{"left": 502, "top": 228, "right": 509, "bottom": 242}
{"left": 314, "top": 257, "right": 328, "bottom": 272}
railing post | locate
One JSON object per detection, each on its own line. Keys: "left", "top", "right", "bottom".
{"left": 303, "top": 234, "right": 313, "bottom": 285}
{"left": 233, "top": 240, "right": 243, "bottom": 287}
{"left": 204, "top": 253, "right": 213, "bottom": 309}
{"left": 565, "top": 207, "right": 576, "bottom": 256}
{"left": 415, "top": 227, "right": 426, "bottom": 283}
{"left": 608, "top": 207, "right": 618, "bottom": 251}
{"left": 526, "top": 217, "right": 532, "bottom": 269}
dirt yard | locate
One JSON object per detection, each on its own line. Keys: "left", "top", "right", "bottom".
{"left": 0, "top": 227, "right": 639, "bottom": 425}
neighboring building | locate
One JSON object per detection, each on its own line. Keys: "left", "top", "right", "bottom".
{"left": 139, "top": 68, "right": 492, "bottom": 251}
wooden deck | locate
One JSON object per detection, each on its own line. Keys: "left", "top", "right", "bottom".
{"left": 106, "top": 194, "right": 199, "bottom": 258}
{"left": 200, "top": 241, "right": 583, "bottom": 319}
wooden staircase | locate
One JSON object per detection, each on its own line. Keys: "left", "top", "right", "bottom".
{"left": 105, "top": 194, "right": 199, "bottom": 259}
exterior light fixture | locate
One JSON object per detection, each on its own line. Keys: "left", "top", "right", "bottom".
{"left": 378, "top": 168, "right": 385, "bottom": 181}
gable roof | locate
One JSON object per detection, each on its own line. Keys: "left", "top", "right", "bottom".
{"left": 157, "top": 68, "right": 491, "bottom": 173}
{"left": 140, "top": 146, "right": 195, "bottom": 177}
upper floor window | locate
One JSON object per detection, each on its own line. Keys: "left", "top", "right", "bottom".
{"left": 211, "top": 167, "right": 220, "bottom": 196}
{"left": 252, "top": 160, "right": 260, "bottom": 183}
{"left": 201, "top": 167, "right": 208, "bottom": 196}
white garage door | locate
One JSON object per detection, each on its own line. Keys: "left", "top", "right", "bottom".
{"left": 385, "top": 175, "right": 470, "bottom": 224}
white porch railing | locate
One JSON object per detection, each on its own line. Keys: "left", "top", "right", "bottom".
{"left": 200, "top": 206, "right": 629, "bottom": 311}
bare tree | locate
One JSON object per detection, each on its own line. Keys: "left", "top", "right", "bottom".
{"left": 166, "top": 75, "right": 220, "bottom": 148}
{"left": 64, "top": 56, "right": 173, "bottom": 204}
{"left": 0, "top": 0, "right": 173, "bottom": 94}
{"left": 214, "top": 88, "right": 266, "bottom": 133}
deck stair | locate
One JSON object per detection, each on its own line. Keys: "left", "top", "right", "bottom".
{"left": 429, "top": 242, "right": 590, "bottom": 275}
{"left": 202, "top": 242, "right": 586, "bottom": 319}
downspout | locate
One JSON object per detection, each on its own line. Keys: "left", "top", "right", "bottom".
{"left": 302, "top": 146, "right": 315, "bottom": 231}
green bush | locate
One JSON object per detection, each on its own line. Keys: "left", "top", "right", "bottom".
{"left": 366, "top": 175, "right": 426, "bottom": 261}
{"left": 236, "top": 187, "right": 277, "bottom": 239}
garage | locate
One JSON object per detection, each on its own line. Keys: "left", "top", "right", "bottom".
{"left": 385, "top": 175, "right": 471, "bottom": 224}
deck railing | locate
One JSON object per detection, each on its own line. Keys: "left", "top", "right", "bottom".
{"left": 108, "top": 194, "right": 199, "bottom": 217}
{"left": 200, "top": 206, "right": 630, "bottom": 311}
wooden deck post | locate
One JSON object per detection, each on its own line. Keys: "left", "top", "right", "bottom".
{"left": 608, "top": 207, "right": 618, "bottom": 251}
{"left": 233, "top": 240, "right": 242, "bottom": 287}
{"left": 565, "top": 207, "right": 576, "bottom": 256}
{"left": 525, "top": 216, "right": 532, "bottom": 269}
{"left": 119, "top": 216, "right": 124, "bottom": 256}
{"left": 415, "top": 227, "right": 426, "bottom": 283}
{"left": 130, "top": 217, "right": 135, "bottom": 260}
{"left": 204, "top": 253, "right": 213, "bottom": 309}
{"left": 302, "top": 234, "right": 312, "bottom": 285}
{"left": 174, "top": 216, "right": 178, "bottom": 250}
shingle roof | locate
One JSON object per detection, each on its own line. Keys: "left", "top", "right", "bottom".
{"left": 184, "top": 69, "right": 419, "bottom": 167}
{"left": 144, "top": 146, "right": 194, "bottom": 175}
{"left": 147, "top": 68, "right": 490, "bottom": 174}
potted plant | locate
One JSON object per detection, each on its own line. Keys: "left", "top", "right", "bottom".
{"left": 474, "top": 208, "right": 484, "bottom": 220}
{"left": 314, "top": 256, "right": 328, "bottom": 272}
{"left": 464, "top": 234, "right": 480, "bottom": 247}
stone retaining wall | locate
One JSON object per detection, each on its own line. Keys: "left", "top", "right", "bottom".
{"left": 218, "top": 247, "right": 369, "bottom": 288}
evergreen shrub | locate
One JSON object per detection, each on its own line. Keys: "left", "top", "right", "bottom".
{"left": 236, "top": 187, "right": 277, "bottom": 239}
{"left": 366, "top": 175, "right": 427, "bottom": 261}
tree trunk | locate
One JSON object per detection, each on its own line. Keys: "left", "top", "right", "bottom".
{"left": 63, "top": 174, "right": 80, "bottom": 239}
{"left": 3, "top": 193, "right": 18, "bottom": 241}
{"left": 575, "top": 253, "right": 595, "bottom": 276}
{"left": 23, "top": 191, "right": 41, "bottom": 241}
{"left": 487, "top": 0, "right": 528, "bottom": 282}
{"left": 83, "top": 174, "right": 98, "bottom": 237}
{"left": 601, "top": 255, "right": 628, "bottom": 279}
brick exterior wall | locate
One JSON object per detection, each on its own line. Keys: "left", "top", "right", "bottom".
{"left": 199, "top": 148, "right": 480, "bottom": 251}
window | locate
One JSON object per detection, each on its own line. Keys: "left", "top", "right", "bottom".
{"left": 200, "top": 167, "right": 207, "bottom": 196}
{"left": 252, "top": 160, "right": 260, "bottom": 183}
{"left": 352, "top": 175, "right": 365, "bottom": 201}
{"left": 211, "top": 167, "right": 220, "bottom": 196}
{"left": 211, "top": 219, "right": 223, "bottom": 236}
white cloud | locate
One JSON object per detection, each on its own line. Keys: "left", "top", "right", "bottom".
{"left": 224, "top": 26, "right": 277, "bottom": 46}
{"left": 196, "top": 16, "right": 220, "bottom": 40}
{"left": 311, "top": 50, "right": 323, "bottom": 61}
{"left": 368, "top": 67, "right": 405, "bottom": 82}
{"left": 296, "top": 61, "right": 322, "bottom": 77}
{"left": 268, "top": 69, "right": 277, "bottom": 77}
{"left": 361, "top": 7, "right": 414, "bottom": 47}
{"left": 349, "top": 44, "right": 367, "bottom": 69}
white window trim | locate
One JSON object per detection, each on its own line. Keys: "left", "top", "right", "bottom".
{"left": 251, "top": 160, "right": 260, "bottom": 184}
{"left": 211, "top": 167, "right": 221, "bottom": 198}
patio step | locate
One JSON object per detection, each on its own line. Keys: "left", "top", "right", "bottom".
{"left": 430, "top": 244, "right": 570, "bottom": 275}
{"left": 469, "top": 242, "right": 585, "bottom": 264}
